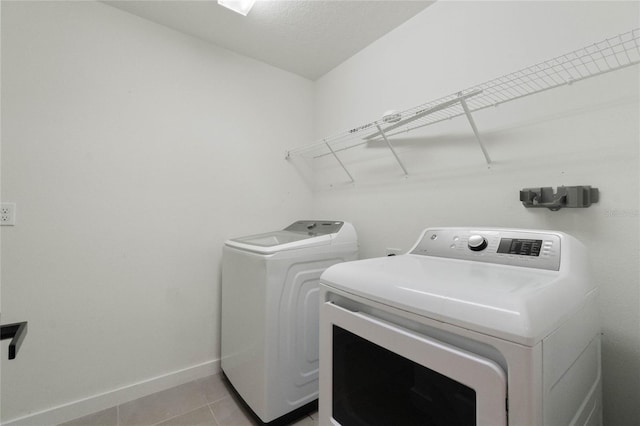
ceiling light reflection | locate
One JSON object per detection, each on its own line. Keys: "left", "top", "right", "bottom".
{"left": 218, "top": 0, "right": 257, "bottom": 16}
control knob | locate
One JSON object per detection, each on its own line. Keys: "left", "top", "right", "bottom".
{"left": 468, "top": 235, "right": 488, "bottom": 251}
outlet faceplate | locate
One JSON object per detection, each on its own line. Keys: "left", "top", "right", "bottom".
{"left": 1, "top": 203, "right": 16, "bottom": 226}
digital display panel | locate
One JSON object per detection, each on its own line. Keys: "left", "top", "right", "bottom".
{"left": 497, "top": 238, "right": 542, "bottom": 256}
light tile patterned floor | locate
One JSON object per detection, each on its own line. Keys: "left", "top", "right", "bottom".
{"left": 59, "top": 374, "right": 318, "bottom": 426}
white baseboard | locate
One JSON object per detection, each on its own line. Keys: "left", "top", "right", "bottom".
{"left": 2, "top": 359, "right": 220, "bottom": 426}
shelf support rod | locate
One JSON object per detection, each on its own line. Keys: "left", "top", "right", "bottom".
{"left": 376, "top": 124, "right": 409, "bottom": 176}
{"left": 459, "top": 94, "right": 492, "bottom": 165}
{"left": 325, "top": 140, "right": 355, "bottom": 182}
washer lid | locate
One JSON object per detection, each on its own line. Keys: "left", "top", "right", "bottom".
{"left": 225, "top": 221, "right": 347, "bottom": 254}
{"left": 321, "top": 253, "right": 591, "bottom": 346}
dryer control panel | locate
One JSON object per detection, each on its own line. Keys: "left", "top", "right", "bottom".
{"left": 410, "top": 228, "right": 561, "bottom": 271}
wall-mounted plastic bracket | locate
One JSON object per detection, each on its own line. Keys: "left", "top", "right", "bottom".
{"left": 520, "top": 186, "right": 599, "bottom": 211}
{"left": 1, "top": 321, "right": 28, "bottom": 360}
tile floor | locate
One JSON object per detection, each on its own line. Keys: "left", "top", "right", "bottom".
{"left": 58, "top": 374, "right": 318, "bottom": 426}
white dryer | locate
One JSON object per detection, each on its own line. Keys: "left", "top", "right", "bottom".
{"left": 221, "top": 220, "right": 358, "bottom": 424}
{"left": 319, "top": 227, "right": 601, "bottom": 426}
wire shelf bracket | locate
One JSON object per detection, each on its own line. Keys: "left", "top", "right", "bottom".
{"left": 286, "top": 28, "right": 640, "bottom": 183}
{"left": 325, "top": 140, "right": 354, "bottom": 183}
{"left": 459, "top": 94, "right": 492, "bottom": 165}
{"left": 376, "top": 124, "right": 409, "bottom": 175}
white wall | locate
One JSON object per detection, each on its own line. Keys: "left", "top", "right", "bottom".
{"left": 313, "top": 1, "right": 639, "bottom": 425}
{"left": 0, "top": 1, "right": 313, "bottom": 423}
{"left": 2, "top": 1, "right": 639, "bottom": 425}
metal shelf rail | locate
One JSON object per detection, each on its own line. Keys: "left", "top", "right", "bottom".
{"left": 286, "top": 28, "right": 640, "bottom": 183}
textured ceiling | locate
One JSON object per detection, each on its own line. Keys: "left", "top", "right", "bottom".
{"left": 104, "top": 1, "right": 434, "bottom": 80}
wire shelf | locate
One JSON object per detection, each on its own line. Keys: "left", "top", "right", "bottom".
{"left": 286, "top": 28, "right": 640, "bottom": 180}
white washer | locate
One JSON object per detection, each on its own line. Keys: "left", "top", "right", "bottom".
{"left": 319, "top": 227, "right": 601, "bottom": 426}
{"left": 221, "top": 220, "right": 358, "bottom": 424}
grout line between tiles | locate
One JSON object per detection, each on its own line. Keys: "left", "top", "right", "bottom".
{"left": 207, "top": 393, "right": 231, "bottom": 405}
{"left": 209, "top": 402, "right": 223, "bottom": 426}
{"left": 206, "top": 403, "right": 220, "bottom": 426}
{"left": 149, "top": 402, "right": 212, "bottom": 426}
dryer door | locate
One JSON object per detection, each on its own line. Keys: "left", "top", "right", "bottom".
{"left": 320, "top": 302, "right": 507, "bottom": 426}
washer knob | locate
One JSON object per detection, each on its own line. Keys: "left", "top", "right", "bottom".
{"left": 468, "top": 235, "right": 488, "bottom": 251}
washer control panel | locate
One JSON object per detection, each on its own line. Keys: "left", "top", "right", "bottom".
{"left": 284, "top": 220, "right": 344, "bottom": 235}
{"left": 410, "top": 228, "right": 561, "bottom": 271}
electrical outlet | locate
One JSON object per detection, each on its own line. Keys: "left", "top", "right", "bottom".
{"left": 1, "top": 203, "right": 16, "bottom": 226}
